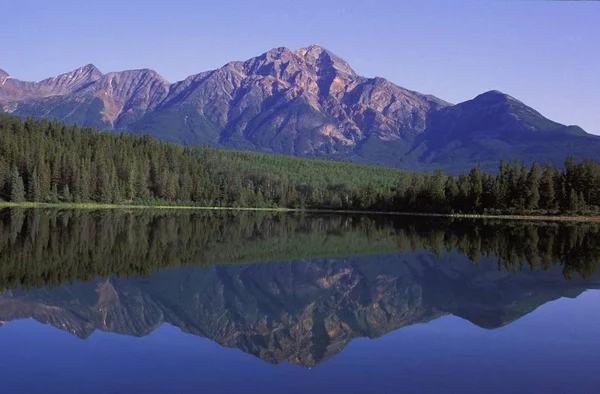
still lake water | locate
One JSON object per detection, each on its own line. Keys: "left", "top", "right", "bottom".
{"left": 0, "top": 209, "right": 599, "bottom": 393}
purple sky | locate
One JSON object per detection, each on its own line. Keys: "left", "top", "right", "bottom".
{"left": 1, "top": 0, "right": 599, "bottom": 134}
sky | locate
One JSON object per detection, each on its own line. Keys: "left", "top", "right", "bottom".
{"left": 1, "top": 0, "right": 599, "bottom": 133}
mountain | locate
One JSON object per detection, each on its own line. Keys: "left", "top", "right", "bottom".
{"left": 0, "top": 64, "right": 102, "bottom": 104}
{"left": 132, "top": 46, "right": 448, "bottom": 155}
{"left": 0, "top": 253, "right": 597, "bottom": 367}
{"left": 2, "top": 46, "right": 598, "bottom": 172}
{"left": 406, "top": 90, "right": 599, "bottom": 172}
{"left": 1, "top": 65, "right": 169, "bottom": 129}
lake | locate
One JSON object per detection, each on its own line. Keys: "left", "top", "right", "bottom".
{"left": 0, "top": 208, "right": 599, "bottom": 393}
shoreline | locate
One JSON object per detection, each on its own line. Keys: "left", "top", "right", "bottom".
{"left": 0, "top": 202, "right": 598, "bottom": 223}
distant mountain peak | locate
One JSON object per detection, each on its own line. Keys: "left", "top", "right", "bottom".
{"left": 0, "top": 68, "right": 9, "bottom": 85}
{"left": 38, "top": 63, "right": 103, "bottom": 91}
{"left": 480, "top": 89, "right": 506, "bottom": 96}
{"left": 295, "top": 44, "right": 333, "bottom": 58}
{"left": 103, "top": 68, "right": 169, "bottom": 83}
{"left": 295, "top": 45, "right": 357, "bottom": 77}
{"left": 52, "top": 63, "right": 103, "bottom": 83}
{"left": 263, "top": 46, "right": 295, "bottom": 58}
{"left": 474, "top": 90, "right": 517, "bottom": 102}
{"left": 76, "top": 63, "right": 102, "bottom": 75}
{"left": 238, "top": 46, "right": 297, "bottom": 79}
{"left": 242, "top": 45, "right": 358, "bottom": 79}
{"left": 75, "top": 67, "right": 171, "bottom": 127}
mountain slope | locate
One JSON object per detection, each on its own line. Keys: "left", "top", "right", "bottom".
{"left": 405, "top": 90, "right": 598, "bottom": 172}
{"left": 2, "top": 66, "right": 170, "bottom": 130}
{"left": 1, "top": 46, "right": 598, "bottom": 172}
{"left": 0, "top": 64, "right": 102, "bottom": 105}
{"left": 131, "top": 45, "right": 447, "bottom": 156}
{"left": 0, "top": 68, "right": 9, "bottom": 83}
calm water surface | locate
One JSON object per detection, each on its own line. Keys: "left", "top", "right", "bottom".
{"left": 0, "top": 209, "right": 599, "bottom": 393}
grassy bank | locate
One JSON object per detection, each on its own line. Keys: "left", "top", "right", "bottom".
{"left": 1, "top": 201, "right": 600, "bottom": 222}
{"left": 0, "top": 201, "right": 296, "bottom": 212}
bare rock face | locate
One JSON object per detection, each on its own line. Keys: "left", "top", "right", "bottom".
{"left": 0, "top": 46, "right": 447, "bottom": 153}
{"left": 72, "top": 69, "right": 170, "bottom": 127}
{"left": 0, "top": 65, "right": 170, "bottom": 129}
{"left": 0, "top": 64, "right": 103, "bottom": 105}
{"left": 140, "top": 45, "right": 448, "bottom": 153}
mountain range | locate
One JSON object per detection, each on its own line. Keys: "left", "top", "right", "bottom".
{"left": 2, "top": 45, "right": 598, "bottom": 172}
{"left": 1, "top": 253, "right": 596, "bottom": 368}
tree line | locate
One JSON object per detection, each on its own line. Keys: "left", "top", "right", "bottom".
{"left": 0, "top": 208, "right": 598, "bottom": 290}
{"left": 1, "top": 114, "right": 599, "bottom": 215}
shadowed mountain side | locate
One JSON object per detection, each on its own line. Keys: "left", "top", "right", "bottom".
{"left": 0, "top": 252, "right": 598, "bottom": 367}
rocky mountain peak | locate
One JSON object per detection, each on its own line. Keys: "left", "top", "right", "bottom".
{"left": 0, "top": 68, "right": 9, "bottom": 86}
{"left": 101, "top": 68, "right": 168, "bottom": 85}
{"left": 72, "top": 63, "right": 103, "bottom": 79}
{"left": 295, "top": 45, "right": 357, "bottom": 78}
{"left": 238, "top": 45, "right": 358, "bottom": 83}
{"left": 47, "top": 63, "right": 103, "bottom": 83}
{"left": 77, "top": 68, "right": 171, "bottom": 128}
{"left": 240, "top": 47, "right": 299, "bottom": 79}
{"left": 35, "top": 63, "right": 104, "bottom": 96}
{"left": 263, "top": 46, "right": 295, "bottom": 61}
{"left": 93, "top": 68, "right": 170, "bottom": 106}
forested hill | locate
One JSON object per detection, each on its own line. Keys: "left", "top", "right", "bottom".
{"left": 1, "top": 114, "right": 600, "bottom": 215}
{"left": 0, "top": 114, "right": 408, "bottom": 209}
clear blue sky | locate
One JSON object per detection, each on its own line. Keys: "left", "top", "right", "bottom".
{"left": 1, "top": 0, "right": 599, "bottom": 133}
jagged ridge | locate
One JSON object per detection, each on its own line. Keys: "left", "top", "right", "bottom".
{"left": 1, "top": 46, "right": 597, "bottom": 172}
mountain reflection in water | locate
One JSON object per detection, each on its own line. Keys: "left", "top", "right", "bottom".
{"left": 0, "top": 208, "right": 599, "bottom": 367}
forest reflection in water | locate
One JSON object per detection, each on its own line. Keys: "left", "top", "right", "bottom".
{"left": 0, "top": 208, "right": 599, "bottom": 290}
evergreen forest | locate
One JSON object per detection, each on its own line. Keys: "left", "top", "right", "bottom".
{"left": 1, "top": 114, "right": 599, "bottom": 215}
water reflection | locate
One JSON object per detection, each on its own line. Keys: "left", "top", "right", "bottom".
{"left": 0, "top": 209, "right": 599, "bottom": 367}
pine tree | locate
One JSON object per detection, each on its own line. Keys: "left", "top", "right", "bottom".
{"left": 578, "top": 191, "right": 586, "bottom": 212}
{"left": 164, "top": 172, "right": 178, "bottom": 201}
{"left": 0, "top": 159, "right": 8, "bottom": 200}
{"left": 569, "top": 188, "right": 579, "bottom": 213}
{"left": 127, "top": 167, "right": 137, "bottom": 202}
{"left": 62, "top": 185, "right": 72, "bottom": 202}
{"left": 481, "top": 174, "right": 498, "bottom": 211}
{"left": 10, "top": 167, "right": 26, "bottom": 202}
{"left": 496, "top": 160, "right": 509, "bottom": 209}
{"left": 539, "top": 164, "right": 556, "bottom": 210}
{"left": 50, "top": 184, "right": 59, "bottom": 203}
{"left": 444, "top": 177, "right": 459, "bottom": 213}
{"left": 468, "top": 165, "right": 483, "bottom": 211}
{"left": 27, "top": 169, "right": 41, "bottom": 202}
{"left": 98, "top": 168, "right": 113, "bottom": 204}
{"left": 526, "top": 162, "right": 542, "bottom": 210}
{"left": 76, "top": 165, "right": 91, "bottom": 202}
